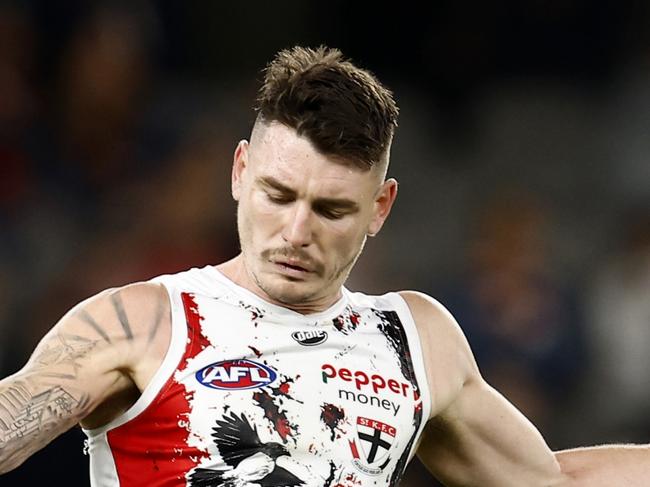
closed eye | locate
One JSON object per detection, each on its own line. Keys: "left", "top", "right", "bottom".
{"left": 314, "top": 204, "right": 353, "bottom": 220}
{"left": 266, "top": 192, "right": 294, "bottom": 204}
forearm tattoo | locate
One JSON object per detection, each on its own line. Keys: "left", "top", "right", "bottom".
{"left": 0, "top": 380, "right": 89, "bottom": 447}
{"left": 0, "top": 333, "right": 97, "bottom": 464}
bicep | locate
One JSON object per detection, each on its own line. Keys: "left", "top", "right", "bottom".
{"left": 418, "top": 376, "right": 564, "bottom": 487}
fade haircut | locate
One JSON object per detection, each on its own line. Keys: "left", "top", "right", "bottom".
{"left": 254, "top": 46, "right": 399, "bottom": 170}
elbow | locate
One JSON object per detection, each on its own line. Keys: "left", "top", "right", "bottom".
{"left": 554, "top": 450, "right": 573, "bottom": 475}
{"left": 553, "top": 450, "right": 589, "bottom": 487}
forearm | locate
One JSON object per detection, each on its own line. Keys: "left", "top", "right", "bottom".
{"left": 0, "top": 372, "right": 90, "bottom": 473}
{"left": 556, "top": 445, "right": 650, "bottom": 486}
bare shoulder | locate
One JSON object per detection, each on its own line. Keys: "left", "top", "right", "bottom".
{"left": 63, "top": 281, "right": 172, "bottom": 386}
{"left": 69, "top": 281, "right": 171, "bottom": 349}
{"left": 21, "top": 280, "right": 173, "bottom": 408}
{"left": 397, "top": 291, "right": 457, "bottom": 333}
{"left": 398, "top": 290, "right": 480, "bottom": 417}
{"left": 397, "top": 290, "right": 476, "bottom": 365}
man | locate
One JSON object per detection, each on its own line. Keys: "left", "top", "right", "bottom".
{"left": 0, "top": 46, "right": 647, "bottom": 486}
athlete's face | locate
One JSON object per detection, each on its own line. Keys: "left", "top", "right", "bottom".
{"left": 231, "top": 122, "right": 397, "bottom": 312}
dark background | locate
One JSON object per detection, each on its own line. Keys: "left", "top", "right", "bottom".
{"left": 1, "top": 1, "right": 649, "bottom": 485}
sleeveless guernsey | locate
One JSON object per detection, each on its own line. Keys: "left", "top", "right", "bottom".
{"left": 83, "top": 266, "right": 431, "bottom": 487}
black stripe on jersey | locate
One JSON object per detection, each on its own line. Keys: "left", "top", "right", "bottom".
{"left": 374, "top": 309, "right": 423, "bottom": 487}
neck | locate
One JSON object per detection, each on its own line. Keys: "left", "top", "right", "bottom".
{"left": 215, "top": 255, "right": 343, "bottom": 314}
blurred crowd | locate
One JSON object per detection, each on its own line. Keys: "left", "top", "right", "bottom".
{"left": 0, "top": 1, "right": 648, "bottom": 486}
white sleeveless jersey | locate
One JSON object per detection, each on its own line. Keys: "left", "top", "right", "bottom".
{"left": 83, "top": 266, "right": 431, "bottom": 487}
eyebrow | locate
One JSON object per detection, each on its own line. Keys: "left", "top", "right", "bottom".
{"left": 258, "top": 176, "right": 360, "bottom": 211}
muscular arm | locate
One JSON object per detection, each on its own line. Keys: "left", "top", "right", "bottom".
{"left": 555, "top": 445, "right": 650, "bottom": 486}
{"left": 401, "top": 291, "right": 566, "bottom": 487}
{"left": 403, "top": 292, "right": 650, "bottom": 486}
{"left": 0, "top": 283, "right": 170, "bottom": 473}
{"left": 418, "top": 378, "right": 565, "bottom": 486}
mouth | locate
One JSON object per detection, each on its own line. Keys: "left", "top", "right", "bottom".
{"left": 271, "top": 258, "right": 314, "bottom": 277}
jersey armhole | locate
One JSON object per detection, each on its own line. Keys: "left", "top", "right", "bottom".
{"left": 386, "top": 291, "right": 434, "bottom": 458}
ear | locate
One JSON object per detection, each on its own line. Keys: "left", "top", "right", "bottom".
{"left": 367, "top": 178, "right": 398, "bottom": 237}
{"left": 231, "top": 140, "right": 249, "bottom": 201}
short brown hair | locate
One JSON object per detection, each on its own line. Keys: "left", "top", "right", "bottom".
{"left": 255, "top": 46, "right": 398, "bottom": 170}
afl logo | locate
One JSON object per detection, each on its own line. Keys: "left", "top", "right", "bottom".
{"left": 195, "top": 359, "right": 277, "bottom": 390}
{"left": 291, "top": 330, "right": 328, "bottom": 346}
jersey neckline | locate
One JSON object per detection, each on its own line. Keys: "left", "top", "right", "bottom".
{"left": 203, "top": 265, "right": 351, "bottom": 323}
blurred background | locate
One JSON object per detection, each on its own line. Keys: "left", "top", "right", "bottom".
{"left": 1, "top": 0, "right": 649, "bottom": 485}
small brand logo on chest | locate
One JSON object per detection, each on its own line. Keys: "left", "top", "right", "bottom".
{"left": 291, "top": 329, "right": 328, "bottom": 346}
{"left": 195, "top": 359, "right": 277, "bottom": 390}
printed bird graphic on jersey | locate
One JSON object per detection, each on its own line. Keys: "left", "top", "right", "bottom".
{"left": 188, "top": 412, "right": 305, "bottom": 487}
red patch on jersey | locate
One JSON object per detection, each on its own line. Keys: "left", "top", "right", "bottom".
{"left": 179, "top": 292, "right": 212, "bottom": 369}
{"left": 106, "top": 292, "right": 211, "bottom": 486}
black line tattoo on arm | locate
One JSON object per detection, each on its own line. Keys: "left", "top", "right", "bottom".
{"left": 147, "top": 295, "right": 166, "bottom": 345}
{"left": 110, "top": 292, "right": 133, "bottom": 341}
{"left": 75, "top": 308, "right": 112, "bottom": 344}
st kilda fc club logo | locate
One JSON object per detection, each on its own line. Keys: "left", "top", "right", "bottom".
{"left": 348, "top": 416, "right": 396, "bottom": 475}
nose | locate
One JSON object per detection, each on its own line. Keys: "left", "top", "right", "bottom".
{"left": 281, "top": 202, "right": 313, "bottom": 247}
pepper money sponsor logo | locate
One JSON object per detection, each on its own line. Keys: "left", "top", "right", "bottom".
{"left": 321, "top": 364, "right": 410, "bottom": 416}
{"left": 349, "top": 416, "right": 396, "bottom": 475}
{"left": 196, "top": 359, "right": 278, "bottom": 390}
